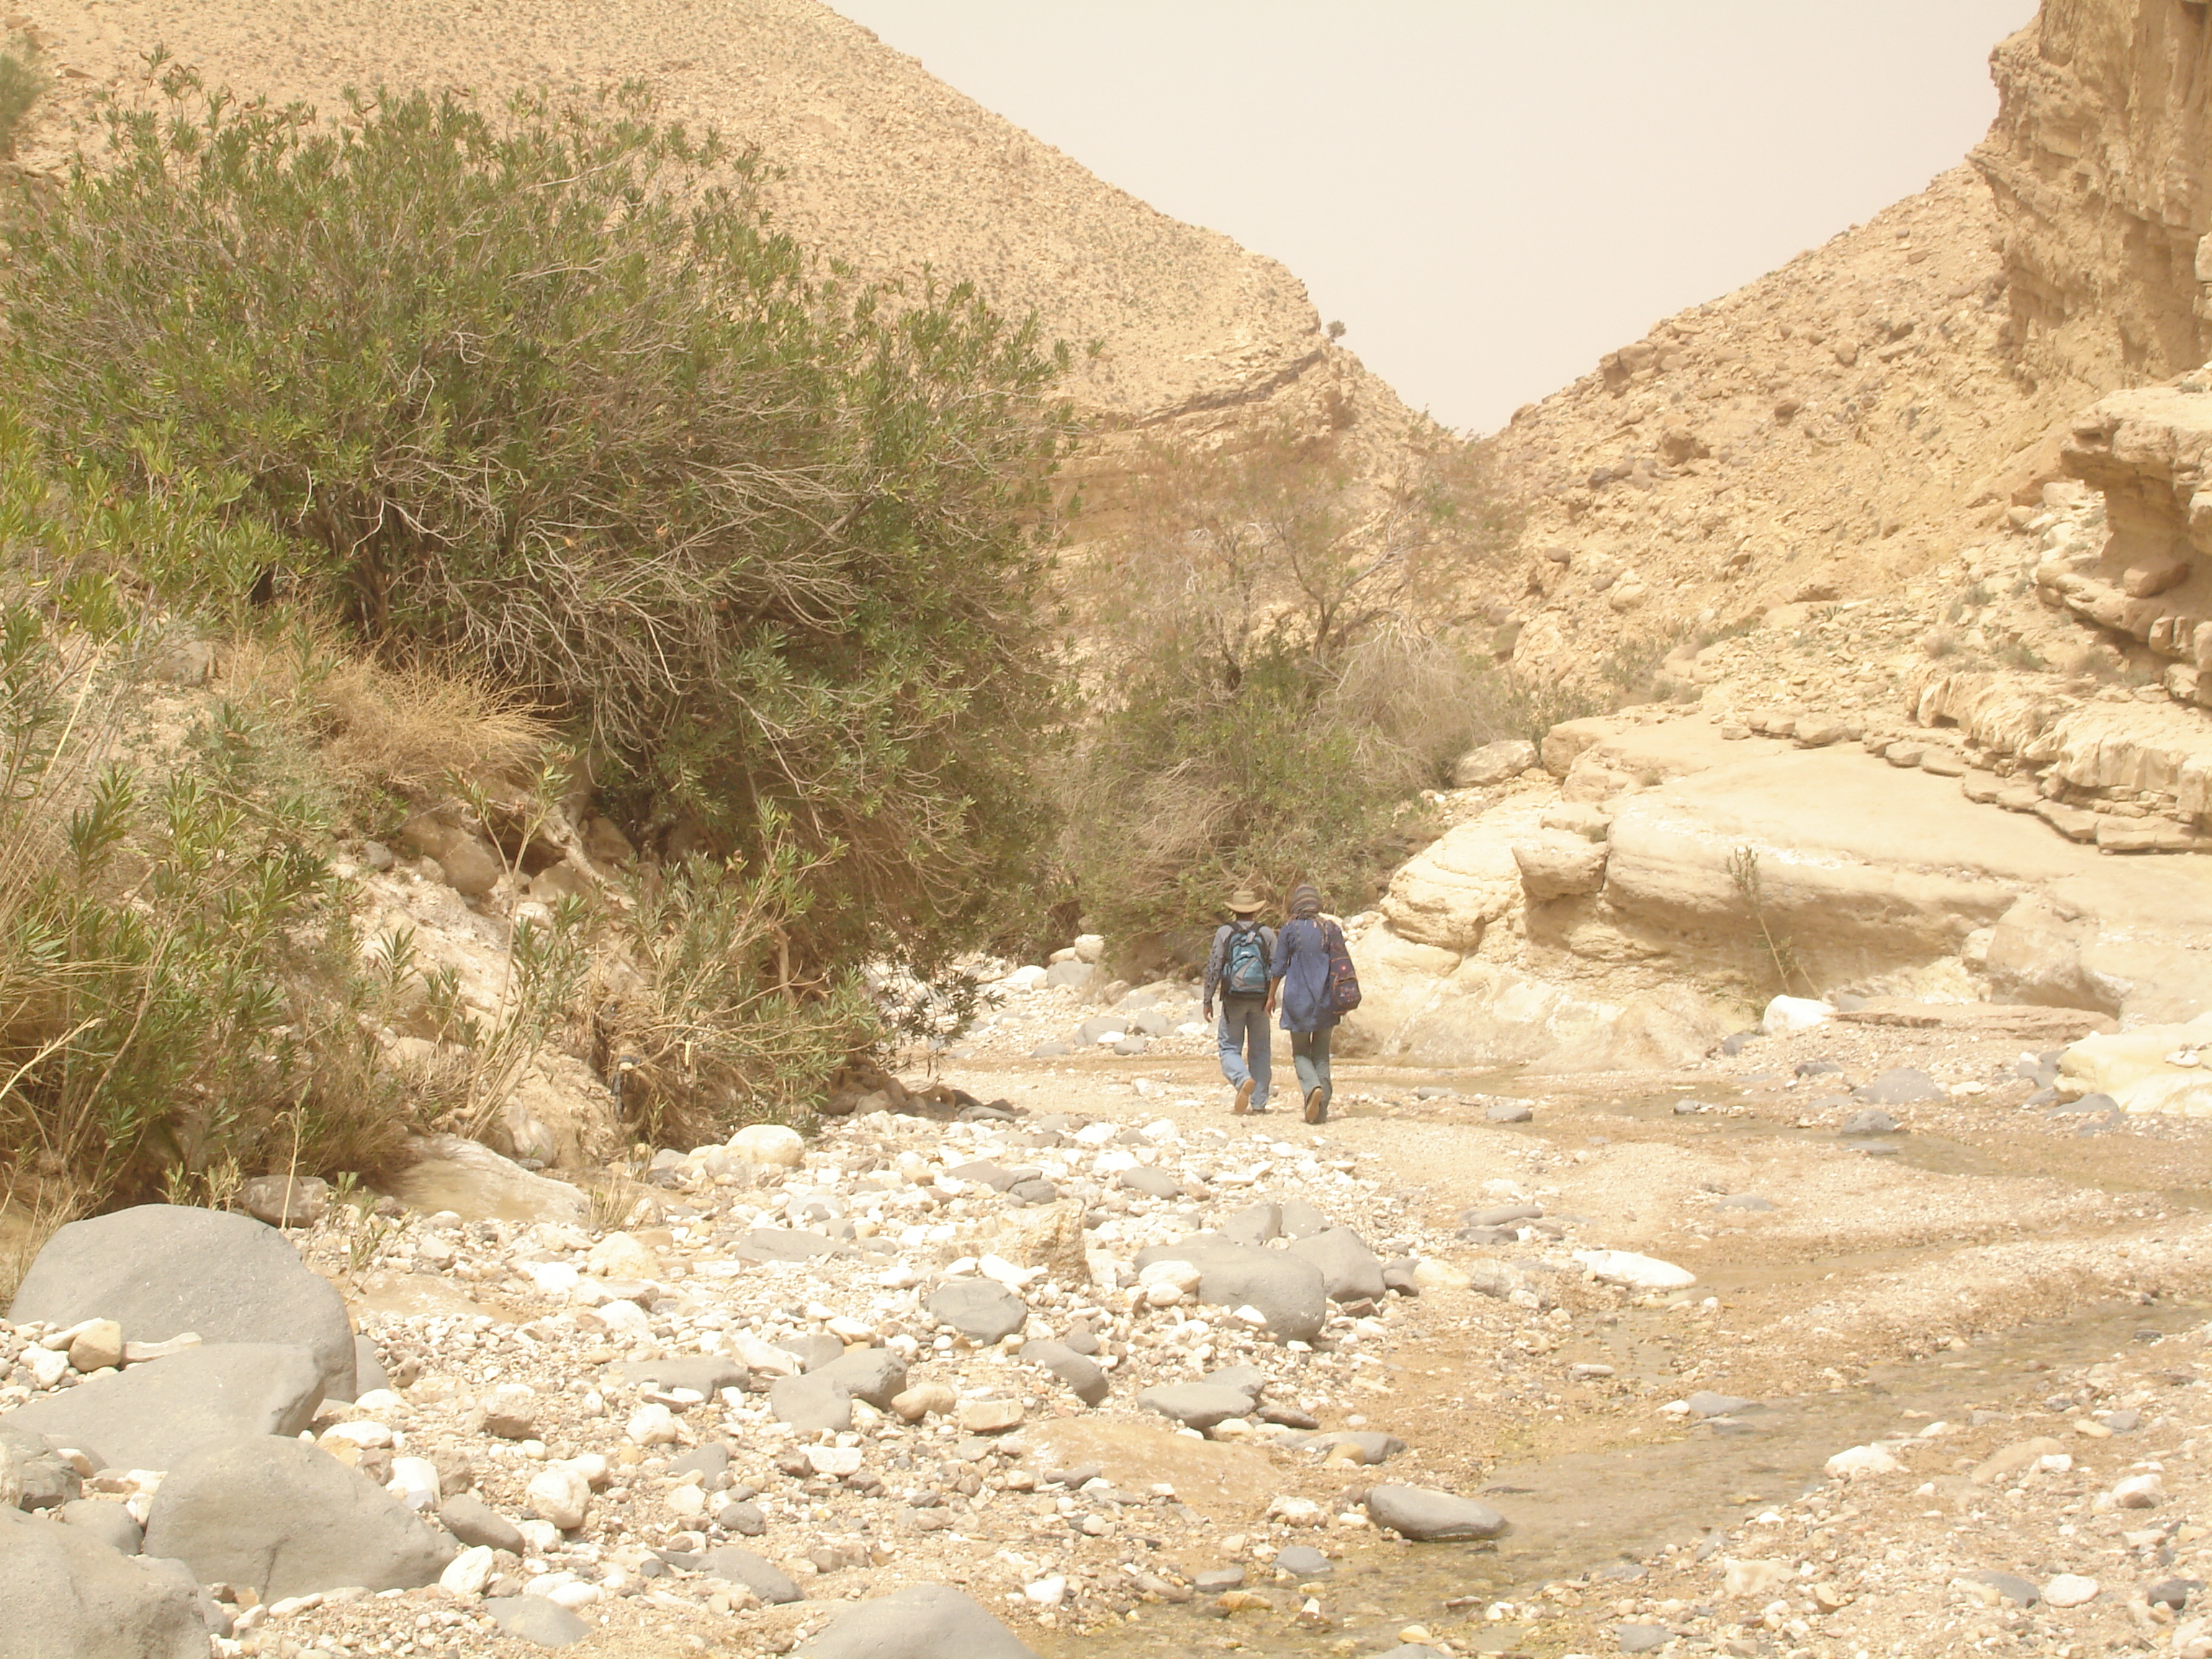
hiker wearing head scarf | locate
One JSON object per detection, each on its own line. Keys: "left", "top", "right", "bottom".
{"left": 1272, "top": 881, "right": 1338, "bottom": 1123}
{"left": 1202, "top": 886, "right": 1278, "bottom": 1114}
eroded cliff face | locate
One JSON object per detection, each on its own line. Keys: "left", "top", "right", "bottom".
{"left": 1975, "top": 0, "right": 2212, "bottom": 390}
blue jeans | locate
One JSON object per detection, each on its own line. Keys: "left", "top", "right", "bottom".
{"left": 1215, "top": 994, "right": 1271, "bottom": 1106}
{"left": 1291, "top": 1026, "right": 1332, "bottom": 1111}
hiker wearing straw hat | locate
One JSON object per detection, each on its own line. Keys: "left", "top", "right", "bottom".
{"left": 1202, "top": 886, "right": 1277, "bottom": 1114}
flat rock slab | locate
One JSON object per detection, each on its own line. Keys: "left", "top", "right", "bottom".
{"left": 612, "top": 1356, "right": 750, "bottom": 1397}
{"left": 811, "top": 1346, "right": 908, "bottom": 1409}
{"left": 1837, "top": 999, "right": 2116, "bottom": 1041}
{"left": 1365, "top": 1483, "right": 1507, "bottom": 1540}
{"left": 1298, "top": 1430, "right": 1406, "bottom": 1464}
{"left": 768, "top": 1374, "right": 852, "bottom": 1435}
{"left": 1118, "top": 1167, "right": 1182, "bottom": 1200}
{"left": 438, "top": 1494, "right": 526, "bottom": 1556}
{"left": 797, "top": 1582, "right": 1039, "bottom": 1658}
{"left": 699, "top": 1545, "right": 801, "bottom": 1604}
{"left": 1132, "top": 1235, "right": 1327, "bottom": 1343}
{"left": 736, "top": 1229, "right": 849, "bottom": 1264}
{"left": 483, "top": 1596, "right": 590, "bottom": 1647}
{"left": 1274, "top": 1543, "right": 1333, "bottom": 1578}
{"left": 10, "top": 1205, "right": 356, "bottom": 1401}
{"left": 1137, "top": 1383, "right": 1254, "bottom": 1431}
{"left": 1682, "top": 1391, "right": 1755, "bottom": 1419}
{"left": 0, "top": 1508, "right": 208, "bottom": 1659}
{"left": 1, "top": 1342, "right": 325, "bottom": 1473}
{"left": 384, "top": 1135, "right": 588, "bottom": 1226}
{"left": 141, "top": 1434, "right": 454, "bottom": 1599}
{"left": 926, "top": 1279, "right": 1030, "bottom": 1344}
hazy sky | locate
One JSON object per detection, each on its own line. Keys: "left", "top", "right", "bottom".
{"left": 824, "top": 1, "right": 2037, "bottom": 435}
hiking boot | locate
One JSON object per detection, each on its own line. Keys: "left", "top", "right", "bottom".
{"left": 1303, "top": 1086, "right": 1328, "bottom": 1125}
{"left": 1232, "top": 1077, "right": 1255, "bottom": 1115}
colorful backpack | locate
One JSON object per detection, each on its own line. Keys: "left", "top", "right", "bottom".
{"left": 1323, "top": 920, "right": 1362, "bottom": 1014}
{"left": 1223, "top": 922, "right": 1270, "bottom": 995}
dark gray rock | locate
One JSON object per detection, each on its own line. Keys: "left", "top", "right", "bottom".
{"left": 1276, "top": 1200, "right": 1330, "bottom": 1238}
{"left": 1192, "top": 1568, "right": 1244, "bottom": 1592}
{"left": 700, "top": 1545, "right": 801, "bottom": 1604}
{"left": 1682, "top": 1391, "right": 1755, "bottom": 1418}
{"left": 1118, "top": 1167, "right": 1182, "bottom": 1200}
{"left": 616, "top": 1357, "right": 750, "bottom": 1398}
{"left": 768, "top": 1373, "right": 851, "bottom": 1435}
{"left": 1485, "top": 1101, "right": 1534, "bottom": 1123}
{"left": 1970, "top": 1570, "right": 2040, "bottom": 1606}
{"left": 1132, "top": 1235, "right": 1327, "bottom": 1343}
{"left": 0, "top": 1508, "right": 207, "bottom": 1658}
{"left": 926, "top": 1279, "right": 1030, "bottom": 1344}
{"left": 0, "top": 1342, "right": 325, "bottom": 1473}
{"left": 1852, "top": 1068, "right": 1945, "bottom": 1105}
{"left": 1364, "top": 1483, "right": 1507, "bottom": 1540}
{"left": 56, "top": 1499, "right": 141, "bottom": 1557}
{"left": 9, "top": 1205, "right": 356, "bottom": 1400}
{"left": 1617, "top": 1624, "right": 1670, "bottom": 1654}
{"left": 2050, "top": 1091, "right": 2120, "bottom": 1115}
{"left": 1382, "top": 1258, "right": 1420, "bottom": 1295}
{"left": 813, "top": 1346, "right": 907, "bottom": 1409}
{"left": 483, "top": 1596, "right": 590, "bottom": 1647}
{"left": 797, "top": 1582, "right": 1039, "bottom": 1658}
{"left": 438, "top": 1493, "right": 526, "bottom": 1556}
{"left": 140, "top": 1435, "right": 454, "bottom": 1599}
{"left": 1007, "top": 1179, "right": 1059, "bottom": 1205}
{"left": 1020, "top": 1341, "right": 1107, "bottom": 1406}
{"left": 1217, "top": 1202, "right": 1282, "bottom": 1247}
{"left": 1136, "top": 1383, "right": 1254, "bottom": 1431}
{"left": 2147, "top": 1577, "right": 2203, "bottom": 1611}
{"left": 716, "top": 1499, "right": 766, "bottom": 1535}
{"left": 1840, "top": 1108, "right": 1899, "bottom": 1136}
{"left": 1285, "top": 1227, "right": 1386, "bottom": 1303}
{"left": 2102, "top": 1408, "right": 2144, "bottom": 1433}
{"left": 1274, "top": 1543, "right": 1333, "bottom": 1579}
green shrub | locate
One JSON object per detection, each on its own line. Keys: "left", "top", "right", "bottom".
{"left": 1062, "top": 431, "right": 1519, "bottom": 943}
{"left": 2, "top": 71, "right": 1072, "bottom": 979}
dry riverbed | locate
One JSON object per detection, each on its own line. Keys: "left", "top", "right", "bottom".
{"left": 9, "top": 1008, "right": 2212, "bottom": 1659}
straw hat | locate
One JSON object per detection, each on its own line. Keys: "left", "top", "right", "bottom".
{"left": 1227, "top": 888, "right": 1262, "bottom": 914}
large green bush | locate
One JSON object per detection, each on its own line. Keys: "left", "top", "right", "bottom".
{"left": 2, "top": 71, "right": 1072, "bottom": 976}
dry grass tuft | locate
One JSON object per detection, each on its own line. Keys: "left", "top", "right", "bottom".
{"left": 228, "top": 631, "right": 551, "bottom": 793}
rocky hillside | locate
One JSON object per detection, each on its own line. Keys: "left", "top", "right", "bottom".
{"left": 22, "top": 0, "right": 1415, "bottom": 458}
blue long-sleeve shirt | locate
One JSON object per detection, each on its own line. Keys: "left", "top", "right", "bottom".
{"left": 1272, "top": 916, "right": 1337, "bottom": 1032}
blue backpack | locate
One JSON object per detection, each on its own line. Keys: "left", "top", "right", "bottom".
{"left": 1223, "top": 922, "right": 1270, "bottom": 995}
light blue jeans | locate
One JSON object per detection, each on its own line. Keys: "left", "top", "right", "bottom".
{"left": 1215, "top": 994, "right": 1271, "bottom": 1106}
{"left": 1291, "top": 1026, "right": 1332, "bottom": 1112}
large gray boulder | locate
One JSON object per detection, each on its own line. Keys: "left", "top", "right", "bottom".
{"left": 1286, "top": 1227, "right": 1388, "bottom": 1304}
{"left": 1133, "top": 1235, "right": 1328, "bottom": 1342}
{"left": 1020, "top": 1339, "right": 1107, "bottom": 1406}
{"left": 1364, "top": 1483, "right": 1507, "bottom": 1540}
{"left": 0, "top": 1424, "right": 84, "bottom": 1511}
{"left": 812, "top": 1346, "right": 907, "bottom": 1408}
{"left": 140, "top": 1435, "right": 454, "bottom": 1599}
{"left": 0, "top": 1509, "right": 208, "bottom": 1659}
{"left": 798, "top": 1582, "right": 1040, "bottom": 1658}
{"left": 10, "top": 1206, "right": 355, "bottom": 1400}
{"left": 1, "top": 1344, "right": 324, "bottom": 1473}
{"left": 925, "top": 1279, "right": 1030, "bottom": 1344}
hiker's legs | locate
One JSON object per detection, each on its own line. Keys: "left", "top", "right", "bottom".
{"left": 1292, "top": 1027, "right": 1333, "bottom": 1111}
{"left": 1216, "top": 995, "right": 1269, "bottom": 1107}
{"left": 1216, "top": 996, "right": 1256, "bottom": 1089}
